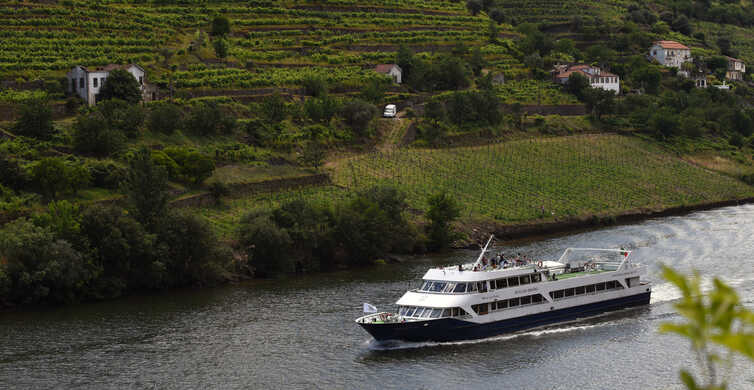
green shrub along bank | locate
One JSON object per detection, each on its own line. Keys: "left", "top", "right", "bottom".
{"left": 239, "top": 185, "right": 460, "bottom": 277}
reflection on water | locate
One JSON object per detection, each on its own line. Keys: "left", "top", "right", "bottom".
{"left": 1, "top": 205, "right": 754, "bottom": 389}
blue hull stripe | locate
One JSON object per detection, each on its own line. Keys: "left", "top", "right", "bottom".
{"left": 359, "top": 291, "right": 651, "bottom": 342}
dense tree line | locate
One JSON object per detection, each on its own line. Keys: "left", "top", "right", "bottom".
{"left": 0, "top": 148, "right": 227, "bottom": 307}
{"left": 240, "top": 186, "right": 461, "bottom": 277}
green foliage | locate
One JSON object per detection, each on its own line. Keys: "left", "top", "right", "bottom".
{"left": 163, "top": 146, "right": 215, "bottom": 185}
{"left": 185, "top": 101, "right": 236, "bottom": 136}
{"left": 73, "top": 111, "right": 126, "bottom": 157}
{"left": 304, "top": 95, "right": 339, "bottom": 124}
{"left": 211, "top": 16, "right": 231, "bottom": 36}
{"left": 147, "top": 102, "right": 183, "bottom": 134}
{"left": 261, "top": 93, "right": 287, "bottom": 124}
{"left": 660, "top": 266, "right": 754, "bottom": 390}
{"left": 340, "top": 99, "right": 377, "bottom": 137}
{"left": 213, "top": 37, "right": 229, "bottom": 58}
{"left": 426, "top": 192, "right": 461, "bottom": 251}
{"left": 96, "top": 98, "right": 145, "bottom": 138}
{"left": 360, "top": 78, "right": 386, "bottom": 104}
{"left": 122, "top": 148, "right": 169, "bottom": 227}
{"left": 298, "top": 141, "right": 326, "bottom": 170}
{"left": 13, "top": 100, "right": 54, "bottom": 140}
{"left": 565, "top": 72, "right": 591, "bottom": 101}
{"left": 240, "top": 213, "right": 293, "bottom": 277}
{"left": 302, "top": 75, "right": 329, "bottom": 98}
{"left": 97, "top": 69, "right": 141, "bottom": 105}
{"left": 31, "top": 157, "right": 90, "bottom": 199}
{"left": 0, "top": 155, "right": 25, "bottom": 190}
{"left": 0, "top": 218, "right": 94, "bottom": 305}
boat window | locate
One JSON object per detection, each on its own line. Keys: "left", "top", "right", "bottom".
{"left": 531, "top": 273, "right": 541, "bottom": 283}
{"left": 443, "top": 283, "right": 455, "bottom": 293}
{"left": 420, "top": 281, "right": 430, "bottom": 291}
{"left": 606, "top": 281, "right": 616, "bottom": 289}
{"left": 414, "top": 308, "right": 425, "bottom": 317}
{"left": 490, "top": 301, "right": 497, "bottom": 310}
{"left": 442, "top": 308, "right": 451, "bottom": 317}
{"left": 459, "top": 308, "right": 469, "bottom": 316}
{"left": 596, "top": 282, "right": 606, "bottom": 291}
{"left": 498, "top": 299, "right": 508, "bottom": 309}
{"left": 430, "top": 309, "right": 442, "bottom": 319}
{"left": 575, "top": 286, "right": 585, "bottom": 295}
{"left": 552, "top": 290, "right": 564, "bottom": 299}
{"left": 431, "top": 282, "right": 447, "bottom": 292}
{"left": 520, "top": 275, "right": 530, "bottom": 285}
{"left": 477, "top": 281, "right": 487, "bottom": 293}
{"left": 508, "top": 277, "right": 519, "bottom": 287}
{"left": 495, "top": 279, "right": 507, "bottom": 289}
{"left": 468, "top": 283, "right": 478, "bottom": 293}
{"left": 585, "top": 284, "right": 595, "bottom": 293}
{"left": 420, "top": 308, "right": 432, "bottom": 318}
{"left": 509, "top": 297, "right": 520, "bottom": 307}
{"left": 451, "top": 308, "right": 458, "bottom": 317}
{"left": 521, "top": 295, "right": 531, "bottom": 305}
{"left": 564, "top": 288, "right": 575, "bottom": 297}
{"left": 405, "top": 307, "right": 416, "bottom": 317}
{"left": 398, "top": 307, "right": 406, "bottom": 316}
{"left": 453, "top": 283, "right": 467, "bottom": 293}
{"left": 532, "top": 294, "right": 543, "bottom": 303}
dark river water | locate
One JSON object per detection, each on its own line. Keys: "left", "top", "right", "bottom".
{"left": 2, "top": 205, "right": 754, "bottom": 389}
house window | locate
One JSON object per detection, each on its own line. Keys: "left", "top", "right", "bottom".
{"left": 139, "top": 76, "right": 143, "bottom": 85}
{"left": 71, "top": 79, "right": 75, "bottom": 92}
{"left": 93, "top": 78, "right": 98, "bottom": 88}
{"left": 101, "top": 77, "right": 105, "bottom": 86}
{"left": 79, "top": 77, "right": 84, "bottom": 89}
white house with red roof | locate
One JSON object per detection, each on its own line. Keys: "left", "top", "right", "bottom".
{"left": 66, "top": 64, "right": 151, "bottom": 105}
{"left": 725, "top": 57, "right": 746, "bottom": 81}
{"left": 374, "top": 64, "right": 402, "bottom": 84}
{"left": 553, "top": 64, "right": 620, "bottom": 94}
{"left": 649, "top": 41, "right": 692, "bottom": 68}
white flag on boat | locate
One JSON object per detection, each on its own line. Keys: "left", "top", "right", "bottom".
{"left": 363, "top": 303, "right": 378, "bottom": 313}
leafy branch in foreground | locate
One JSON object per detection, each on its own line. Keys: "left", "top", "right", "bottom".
{"left": 660, "top": 265, "right": 754, "bottom": 390}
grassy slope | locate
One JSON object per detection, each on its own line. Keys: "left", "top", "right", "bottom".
{"left": 197, "top": 134, "right": 754, "bottom": 239}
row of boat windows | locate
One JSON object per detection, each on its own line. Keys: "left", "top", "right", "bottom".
{"left": 419, "top": 273, "right": 543, "bottom": 294}
{"left": 549, "top": 280, "right": 623, "bottom": 300}
{"left": 398, "top": 306, "right": 469, "bottom": 319}
{"left": 471, "top": 294, "right": 546, "bottom": 315}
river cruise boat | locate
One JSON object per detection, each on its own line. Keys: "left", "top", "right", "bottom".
{"left": 356, "top": 236, "right": 651, "bottom": 342}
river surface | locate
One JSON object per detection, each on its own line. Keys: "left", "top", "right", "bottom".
{"left": 2, "top": 205, "right": 754, "bottom": 389}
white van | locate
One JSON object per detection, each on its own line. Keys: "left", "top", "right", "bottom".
{"left": 383, "top": 104, "right": 397, "bottom": 118}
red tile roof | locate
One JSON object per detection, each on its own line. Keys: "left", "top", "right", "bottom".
{"left": 654, "top": 40, "right": 689, "bottom": 50}
{"left": 374, "top": 64, "right": 400, "bottom": 73}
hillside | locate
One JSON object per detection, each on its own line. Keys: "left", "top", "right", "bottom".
{"left": 1, "top": 0, "right": 754, "bottom": 302}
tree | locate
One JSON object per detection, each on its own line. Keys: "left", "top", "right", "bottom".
{"left": 185, "top": 101, "right": 235, "bottom": 135}
{"left": 565, "top": 72, "right": 591, "bottom": 100}
{"left": 13, "top": 100, "right": 55, "bottom": 140}
{"left": 73, "top": 111, "right": 126, "bottom": 157}
{"left": 0, "top": 155, "right": 24, "bottom": 190}
{"left": 466, "top": 0, "right": 482, "bottom": 16}
{"left": 213, "top": 37, "right": 229, "bottom": 58}
{"left": 261, "top": 93, "right": 287, "bottom": 123}
{"left": 396, "top": 45, "right": 416, "bottom": 81}
{"left": 31, "top": 158, "right": 70, "bottom": 199}
{"left": 510, "top": 102, "right": 524, "bottom": 130}
{"left": 97, "top": 69, "right": 142, "bottom": 104}
{"left": 489, "top": 8, "right": 506, "bottom": 24}
{"left": 671, "top": 15, "right": 692, "bottom": 35}
{"left": 487, "top": 19, "right": 498, "bottom": 43}
{"left": 240, "top": 214, "right": 293, "bottom": 277}
{"left": 122, "top": 148, "right": 169, "bottom": 227}
{"left": 426, "top": 192, "right": 461, "bottom": 251}
{"left": 302, "top": 76, "right": 329, "bottom": 97}
{"left": 660, "top": 266, "right": 754, "bottom": 390}
{"left": 340, "top": 99, "right": 377, "bottom": 136}
{"left": 97, "top": 99, "right": 145, "bottom": 138}
{"left": 211, "top": 16, "right": 230, "bottom": 36}
{"left": 469, "top": 46, "right": 486, "bottom": 76}
{"left": 360, "top": 78, "right": 386, "bottom": 103}
{"left": 584, "top": 88, "right": 616, "bottom": 121}
{"left": 147, "top": 102, "right": 183, "bottom": 134}
{"left": 179, "top": 151, "right": 215, "bottom": 184}
{"left": 298, "top": 141, "right": 326, "bottom": 171}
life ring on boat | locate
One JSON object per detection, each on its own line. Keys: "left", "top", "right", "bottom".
{"left": 537, "top": 261, "right": 543, "bottom": 268}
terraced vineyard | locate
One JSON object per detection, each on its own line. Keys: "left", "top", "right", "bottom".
{"left": 196, "top": 134, "right": 754, "bottom": 238}
{"left": 494, "top": 0, "right": 632, "bottom": 25}
{"left": 0, "top": 0, "right": 523, "bottom": 89}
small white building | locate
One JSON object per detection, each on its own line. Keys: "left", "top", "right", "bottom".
{"left": 725, "top": 57, "right": 746, "bottom": 81}
{"left": 374, "top": 64, "right": 402, "bottom": 84}
{"left": 553, "top": 64, "right": 620, "bottom": 94}
{"left": 66, "top": 64, "right": 151, "bottom": 105}
{"left": 649, "top": 41, "right": 692, "bottom": 68}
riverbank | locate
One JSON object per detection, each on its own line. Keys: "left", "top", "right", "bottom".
{"left": 454, "top": 196, "right": 754, "bottom": 248}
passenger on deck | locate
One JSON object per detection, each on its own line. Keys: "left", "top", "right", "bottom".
{"left": 458, "top": 264, "right": 463, "bottom": 272}
{"left": 473, "top": 265, "right": 479, "bottom": 272}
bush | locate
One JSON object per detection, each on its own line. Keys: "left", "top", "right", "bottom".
{"left": 340, "top": 99, "right": 377, "bottom": 136}
{"left": 87, "top": 160, "right": 126, "bottom": 189}
{"left": 147, "top": 102, "right": 183, "bottom": 134}
{"left": 185, "top": 101, "right": 236, "bottom": 136}
{"left": 302, "top": 76, "right": 328, "bottom": 97}
{"left": 73, "top": 112, "right": 126, "bottom": 157}
{"left": 31, "top": 158, "right": 90, "bottom": 199}
{"left": 240, "top": 214, "right": 293, "bottom": 277}
{"left": 0, "top": 155, "right": 25, "bottom": 190}
{"left": 13, "top": 100, "right": 54, "bottom": 140}
{"left": 97, "top": 69, "right": 141, "bottom": 105}
{"left": 304, "top": 95, "right": 339, "bottom": 124}
{"left": 426, "top": 192, "right": 461, "bottom": 251}
{"left": 122, "top": 148, "right": 169, "bottom": 227}
{"left": 163, "top": 146, "right": 215, "bottom": 184}
{"left": 261, "top": 93, "right": 287, "bottom": 123}
{"left": 211, "top": 16, "right": 230, "bottom": 36}
{"left": 97, "top": 98, "right": 145, "bottom": 138}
